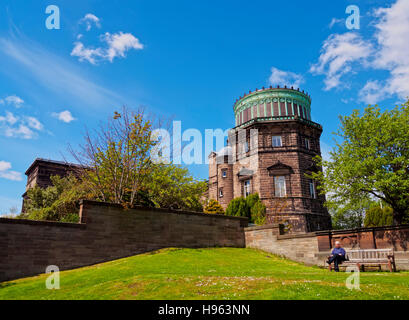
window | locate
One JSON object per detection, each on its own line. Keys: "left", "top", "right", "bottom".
{"left": 272, "top": 136, "right": 282, "bottom": 147}
{"left": 222, "top": 170, "right": 227, "bottom": 178}
{"left": 243, "top": 180, "right": 251, "bottom": 197}
{"left": 219, "top": 188, "right": 224, "bottom": 198}
{"left": 309, "top": 179, "right": 316, "bottom": 199}
{"left": 243, "top": 141, "right": 249, "bottom": 153}
{"left": 305, "top": 138, "right": 310, "bottom": 150}
{"left": 274, "top": 176, "right": 286, "bottom": 197}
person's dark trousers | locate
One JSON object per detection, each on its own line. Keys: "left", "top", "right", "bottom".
{"left": 328, "top": 255, "right": 345, "bottom": 271}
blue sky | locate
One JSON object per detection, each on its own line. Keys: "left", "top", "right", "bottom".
{"left": 0, "top": 0, "right": 408, "bottom": 213}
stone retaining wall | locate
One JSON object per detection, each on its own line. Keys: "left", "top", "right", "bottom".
{"left": 0, "top": 201, "right": 248, "bottom": 282}
{"left": 245, "top": 224, "right": 409, "bottom": 270}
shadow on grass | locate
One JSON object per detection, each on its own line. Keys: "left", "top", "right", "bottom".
{"left": 0, "top": 282, "right": 17, "bottom": 289}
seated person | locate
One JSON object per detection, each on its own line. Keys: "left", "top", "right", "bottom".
{"left": 327, "top": 241, "right": 346, "bottom": 272}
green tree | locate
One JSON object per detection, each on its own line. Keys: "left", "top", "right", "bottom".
{"left": 246, "top": 193, "right": 260, "bottom": 210}
{"left": 330, "top": 206, "right": 365, "bottom": 230}
{"left": 70, "top": 107, "right": 157, "bottom": 207}
{"left": 204, "top": 199, "right": 224, "bottom": 215}
{"left": 225, "top": 193, "right": 266, "bottom": 225}
{"left": 310, "top": 102, "right": 409, "bottom": 225}
{"left": 250, "top": 201, "right": 267, "bottom": 225}
{"left": 327, "top": 198, "right": 375, "bottom": 230}
{"left": 226, "top": 197, "right": 249, "bottom": 218}
{"left": 364, "top": 206, "right": 394, "bottom": 227}
{"left": 22, "top": 174, "right": 96, "bottom": 222}
{"left": 70, "top": 107, "right": 206, "bottom": 212}
{"left": 147, "top": 163, "right": 207, "bottom": 211}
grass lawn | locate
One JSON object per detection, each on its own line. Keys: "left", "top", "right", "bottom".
{"left": 0, "top": 247, "right": 408, "bottom": 300}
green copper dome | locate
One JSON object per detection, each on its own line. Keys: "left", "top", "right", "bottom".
{"left": 233, "top": 86, "right": 312, "bottom": 127}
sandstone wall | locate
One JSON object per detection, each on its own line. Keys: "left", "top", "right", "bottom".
{"left": 245, "top": 224, "right": 409, "bottom": 270}
{"left": 0, "top": 201, "right": 248, "bottom": 282}
{"left": 245, "top": 224, "right": 320, "bottom": 265}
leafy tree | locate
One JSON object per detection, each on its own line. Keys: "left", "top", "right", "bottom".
{"left": 250, "top": 201, "right": 266, "bottom": 225}
{"left": 226, "top": 193, "right": 266, "bottom": 224}
{"left": 22, "top": 174, "right": 96, "bottom": 222}
{"left": 330, "top": 207, "right": 364, "bottom": 230}
{"left": 246, "top": 193, "right": 260, "bottom": 210}
{"left": 364, "top": 206, "right": 394, "bottom": 227}
{"left": 327, "top": 198, "right": 375, "bottom": 230}
{"left": 204, "top": 199, "right": 224, "bottom": 215}
{"left": 147, "top": 163, "right": 207, "bottom": 211}
{"left": 310, "top": 102, "right": 409, "bottom": 225}
{"left": 70, "top": 107, "right": 206, "bottom": 212}
{"left": 226, "top": 197, "right": 249, "bottom": 218}
{"left": 70, "top": 107, "right": 157, "bottom": 207}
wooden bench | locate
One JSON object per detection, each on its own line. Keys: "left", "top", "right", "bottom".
{"left": 327, "top": 249, "right": 396, "bottom": 272}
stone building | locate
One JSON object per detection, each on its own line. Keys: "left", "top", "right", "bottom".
{"left": 22, "top": 158, "right": 84, "bottom": 210}
{"left": 208, "top": 86, "right": 332, "bottom": 232}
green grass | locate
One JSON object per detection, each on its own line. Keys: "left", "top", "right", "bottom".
{"left": 1, "top": 248, "right": 408, "bottom": 300}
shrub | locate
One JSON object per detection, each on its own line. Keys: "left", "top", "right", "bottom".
{"left": 204, "top": 199, "right": 225, "bottom": 215}
{"left": 364, "top": 206, "right": 393, "bottom": 227}
{"left": 226, "top": 193, "right": 266, "bottom": 225}
{"left": 246, "top": 193, "right": 260, "bottom": 210}
{"left": 226, "top": 197, "right": 249, "bottom": 218}
{"left": 22, "top": 174, "right": 95, "bottom": 223}
{"left": 250, "top": 200, "right": 266, "bottom": 225}
{"left": 147, "top": 164, "right": 207, "bottom": 211}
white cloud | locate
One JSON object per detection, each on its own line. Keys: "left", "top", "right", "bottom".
{"left": 0, "top": 111, "right": 42, "bottom": 139}
{"left": 313, "top": 0, "right": 409, "bottom": 103}
{"left": 52, "top": 110, "right": 76, "bottom": 123}
{"left": 71, "top": 32, "right": 144, "bottom": 64}
{"left": 358, "top": 80, "right": 387, "bottom": 104}
{"left": 268, "top": 67, "right": 304, "bottom": 88}
{"left": 0, "top": 95, "right": 24, "bottom": 108}
{"left": 0, "top": 36, "right": 122, "bottom": 108}
{"left": 0, "top": 111, "right": 18, "bottom": 125}
{"left": 370, "top": 0, "right": 409, "bottom": 101}
{"left": 103, "top": 32, "right": 144, "bottom": 62}
{"left": 0, "top": 161, "right": 11, "bottom": 171}
{"left": 71, "top": 42, "right": 103, "bottom": 64}
{"left": 310, "top": 33, "right": 373, "bottom": 90}
{"left": 80, "top": 13, "right": 101, "bottom": 31}
{"left": 26, "top": 116, "right": 43, "bottom": 130}
{"left": 5, "top": 124, "right": 35, "bottom": 139}
{"left": 0, "top": 161, "right": 22, "bottom": 181}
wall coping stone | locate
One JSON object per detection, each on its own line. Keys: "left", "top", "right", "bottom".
{"left": 314, "top": 224, "right": 409, "bottom": 236}
{"left": 0, "top": 217, "right": 86, "bottom": 229}
{"left": 245, "top": 224, "right": 409, "bottom": 238}
{"left": 244, "top": 224, "right": 279, "bottom": 231}
{"left": 277, "top": 232, "right": 319, "bottom": 239}
{"left": 80, "top": 200, "right": 249, "bottom": 222}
